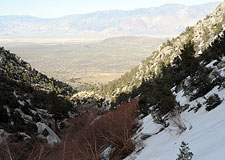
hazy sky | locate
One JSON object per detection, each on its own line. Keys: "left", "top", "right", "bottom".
{"left": 0, "top": 0, "right": 223, "bottom": 18}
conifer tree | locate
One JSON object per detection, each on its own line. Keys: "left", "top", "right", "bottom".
{"left": 176, "top": 141, "right": 193, "bottom": 160}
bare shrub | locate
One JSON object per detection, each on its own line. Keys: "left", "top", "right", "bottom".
{"left": 2, "top": 99, "right": 138, "bottom": 160}
{"left": 44, "top": 99, "right": 138, "bottom": 160}
{"left": 169, "top": 109, "right": 187, "bottom": 134}
{"left": 0, "top": 141, "right": 13, "bottom": 160}
{"left": 0, "top": 140, "right": 31, "bottom": 160}
{"left": 0, "top": 138, "right": 55, "bottom": 160}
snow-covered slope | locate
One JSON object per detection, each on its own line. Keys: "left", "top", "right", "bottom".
{"left": 126, "top": 89, "right": 225, "bottom": 160}
{"left": 125, "top": 56, "right": 225, "bottom": 160}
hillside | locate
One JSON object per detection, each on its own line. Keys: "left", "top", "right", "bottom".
{"left": 125, "top": 32, "right": 225, "bottom": 159}
{"left": 0, "top": 47, "right": 75, "bottom": 97}
{"left": 0, "top": 47, "right": 76, "bottom": 144}
{"left": 102, "top": 2, "right": 225, "bottom": 159}
{"left": 0, "top": 2, "right": 220, "bottom": 38}
{"left": 86, "top": 1, "right": 225, "bottom": 105}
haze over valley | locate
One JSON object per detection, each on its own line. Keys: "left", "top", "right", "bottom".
{"left": 1, "top": 36, "right": 165, "bottom": 88}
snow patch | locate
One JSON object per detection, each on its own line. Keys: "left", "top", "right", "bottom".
{"left": 18, "top": 100, "right": 25, "bottom": 106}
{"left": 36, "top": 122, "right": 61, "bottom": 145}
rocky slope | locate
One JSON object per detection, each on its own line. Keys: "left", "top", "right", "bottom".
{"left": 0, "top": 47, "right": 75, "bottom": 97}
{"left": 0, "top": 47, "right": 76, "bottom": 143}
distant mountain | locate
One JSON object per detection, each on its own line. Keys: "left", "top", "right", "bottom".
{"left": 0, "top": 2, "right": 220, "bottom": 38}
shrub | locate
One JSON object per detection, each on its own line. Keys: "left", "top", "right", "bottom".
{"left": 194, "top": 103, "right": 202, "bottom": 113}
{"left": 11, "top": 111, "right": 26, "bottom": 132}
{"left": 205, "top": 94, "right": 222, "bottom": 111}
{"left": 33, "top": 113, "right": 41, "bottom": 122}
{"left": 187, "top": 67, "right": 214, "bottom": 101}
{"left": 21, "top": 102, "right": 33, "bottom": 116}
{"left": 25, "top": 122, "right": 38, "bottom": 136}
{"left": 0, "top": 107, "right": 9, "bottom": 123}
{"left": 214, "top": 22, "right": 223, "bottom": 35}
{"left": 169, "top": 109, "right": 187, "bottom": 134}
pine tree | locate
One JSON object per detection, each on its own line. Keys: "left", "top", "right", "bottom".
{"left": 176, "top": 141, "right": 193, "bottom": 160}
{"left": 179, "top": 41, "right": 199, "bottom": 75}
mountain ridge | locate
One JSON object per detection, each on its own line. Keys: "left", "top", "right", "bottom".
{"left": 0, "top": 2, "right": 220, "bottom": 38}
{"left": 1, "top": 2, "right": 219, "bottom": 18}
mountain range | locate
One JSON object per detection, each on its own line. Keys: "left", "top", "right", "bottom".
{"left": 0, "top": 2, "right": 220, "bottom": 39}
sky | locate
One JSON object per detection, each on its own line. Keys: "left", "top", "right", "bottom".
{"left": 0, "top": 0, "right": 223, "bottom": 18}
